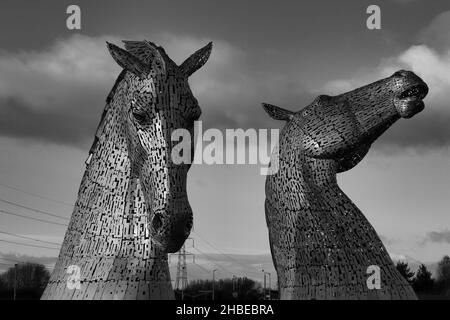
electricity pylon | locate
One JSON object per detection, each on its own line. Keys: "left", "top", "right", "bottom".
{"left": 173, "top": 238, "right": 194, "bottom": 299}
{"left": 175, "top": 244, "right": 188, "bottom": 291}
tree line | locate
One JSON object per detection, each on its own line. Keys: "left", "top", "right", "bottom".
{"left": 1, "top": 256, "right": 449, "bottom": 299}
{"left": 0, "top": 262, "right": 50, "bottom": 299}
{"left": 175, "top": 276, "right": 271, "bottom": 300}
{"left": 396, "top": 255, "right": 450, "bottom": 299}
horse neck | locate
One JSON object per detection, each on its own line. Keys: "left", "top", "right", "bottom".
{"left": 267, "top": 142, "right": 343, "bottom": 208}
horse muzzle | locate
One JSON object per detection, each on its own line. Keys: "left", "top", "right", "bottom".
{"left": 149, "top": 198, "right": 193, "bottom": 253}
{"left": 392, "top": 71, "right": 429, "bottom": 119}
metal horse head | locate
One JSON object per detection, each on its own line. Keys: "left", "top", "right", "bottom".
{"left": 263, "top": 70, "right": 428, "bottom": 172}
{"left": 107, "top": 40, "right": 212, "bottom": 252}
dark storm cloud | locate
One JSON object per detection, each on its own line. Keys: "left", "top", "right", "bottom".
{"left": 0, "top": 34, "right": 119, "bottom": 148}
{"left": 423, "top": 230, "right": 450, "bottom": 244}
{"left": 198, "top": 78, "right": 314, "bottom": 132}
{"left": 377, "top": 109, "right": 450, "bottom": 149}
{"left": 321, "top": 50, "right": 450, "bottom": 150}
{"left": 0, "top": 33, "right": 313, "bottom": 149}
{"left": 0, "top": 97, "right": 100, "bottom": 148}
{"left": 0, "top": 1, "right": 449, "bottom": 153}
{"left": 0, "top": 16, "right": 449, "bottom": 151}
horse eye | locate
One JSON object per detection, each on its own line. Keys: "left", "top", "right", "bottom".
{"left": 132, "top": 110, "right": 147, "bottom": 124}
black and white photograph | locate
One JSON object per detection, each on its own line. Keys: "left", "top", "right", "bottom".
{"left": 0, "top": 0, "right": 449, "bottom": 314}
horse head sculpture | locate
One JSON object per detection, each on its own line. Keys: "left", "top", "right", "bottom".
{"left": 41, "top": 40, "right": 212, "bottom": 300}
{"left": 263, "top": 70, "right": 428, "bottom": 299}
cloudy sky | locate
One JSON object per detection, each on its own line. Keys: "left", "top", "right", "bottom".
{"left": 0, "top": 0, "right": 449, "bottom": 282}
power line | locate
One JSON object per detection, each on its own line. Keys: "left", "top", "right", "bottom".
{"left": 0, "top": 191, "right": 265, "bottom": 277}
{"left": 174, "top": 232, "right": 261, "bottom": 277}
{"left": 0, "top": 239, "right": 60, "bottom": 251}
{"left": 192, "top": 262, "right": 211, "bottom": 274}
{"left": 193, "top": 230, "right": 251, "bottom": 269}
{"left": 0, "top": 230, "right": 62, "bottom": 247}
{"left": 191, "top": 246, "right": 234, "bottom": 276}
{"left": 192, "top": 230, "right": 262, "bottom": 276}
{"left": 0, "top": 183, "right": 74, "bottom": 208}
{"left": 0, "top": 197, "right": 70, "bottom": 221}
{"left": 0, "top": 208, "right": 68, "bottom": 227}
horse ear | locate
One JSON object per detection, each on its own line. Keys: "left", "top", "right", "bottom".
{"left": 180, "top": 42, "right": 212, "bottom": 77}
{"left": 106, "top": 42, "right": 150, "bottom": 79}
{"left": 122, "top": 40, "right": 166, "bottom": 74}
{"left": 262, "top": 103, "right": 295, "bottom": 121}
